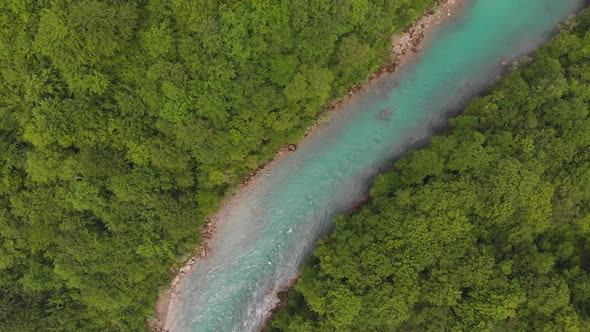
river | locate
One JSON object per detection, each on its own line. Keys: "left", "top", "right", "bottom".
{"left": 165, "top": 0, "right": 587, "bottom": 331}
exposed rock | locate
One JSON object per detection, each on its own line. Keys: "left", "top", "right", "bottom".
{"left": 286, "top": 143, "right": 297, "bottom": 152}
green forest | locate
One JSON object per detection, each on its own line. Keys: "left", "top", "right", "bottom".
{"left": 272, "top": 10, "right": 590, "bottom": 332}
{"left": 0, "top": 0, "right": 438, "bottom": 330}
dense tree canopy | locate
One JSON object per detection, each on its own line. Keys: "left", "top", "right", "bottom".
{"left": 273, "top": 10, "right": 590, "bottom": 332}
{"left": 0, "top": 0, "right": 437, "bottom": 330}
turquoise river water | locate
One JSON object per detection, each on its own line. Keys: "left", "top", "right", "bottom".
{"left": 166, "top": 1, "right": 587, "bottom": 331}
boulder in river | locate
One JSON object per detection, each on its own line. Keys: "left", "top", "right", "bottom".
{"left": 376, "top": 108, "right": 395, "bottom": 120}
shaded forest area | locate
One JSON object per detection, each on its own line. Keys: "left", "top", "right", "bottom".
{"left": 0, "top": 0, "right": 438, "bottom": 330}
{"left": 273, "top": 10, "right": 590, "bottom": 332}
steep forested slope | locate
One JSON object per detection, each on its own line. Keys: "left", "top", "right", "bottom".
{"left": 273, "top": 11, "right": 590, "bottom": 332}
{"left": 0, "top": 0, "right": 437, "bottom": 330}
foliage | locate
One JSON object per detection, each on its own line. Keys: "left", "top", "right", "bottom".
{"left": 0, "top": 0, "right": 437, "bottom": 330}
{"left": 272, "top": 9, "right": 590, "bottom": 332}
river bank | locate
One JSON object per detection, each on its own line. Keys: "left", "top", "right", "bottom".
{"left": 150, "top": 1, "right": 464, "bottom": 330}
{"left": 322, "top": 0, "right": 464, "bottom": 120}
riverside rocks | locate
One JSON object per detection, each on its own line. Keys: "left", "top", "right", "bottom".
{"left": 392, "top": 0, "right": 461, "bottom": 67}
